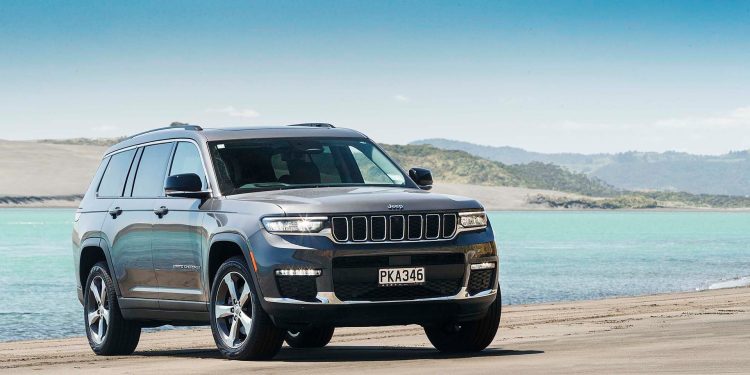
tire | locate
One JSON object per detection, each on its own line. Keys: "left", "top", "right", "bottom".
{"left": 209, "top": 256, "right": 285, "bottom": 360}
{"left": 424, "top": 294, "right": 501, "bottom": 353}
{"left": 84, "top": 261, "right": 141, "bottom": 355}
{"left": 285, "top": 327, "right": 335, "bottom": 348}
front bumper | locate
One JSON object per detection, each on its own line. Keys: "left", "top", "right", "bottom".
{"left": 248, "top": 226, "right": 499, "bottom": 329}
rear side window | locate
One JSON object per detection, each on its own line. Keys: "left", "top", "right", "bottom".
{"left": 97, "top": 149, "right": 136, "bottom": 197}
{"left": 131, "top": 143, "right": 174, "bottom": 197}
{"left": 169, "top": 142, "right": 207, "bottom": 189}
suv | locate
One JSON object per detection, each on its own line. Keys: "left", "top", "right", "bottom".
{"left": 73, "top": 123, "right": 500, "bottom": 360}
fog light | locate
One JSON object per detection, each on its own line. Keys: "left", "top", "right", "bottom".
{"left": 275, "top": 269, "right": 322, "bottom": 276}
{"left": 470, "top": 262, "right": 496, "bottom": 270}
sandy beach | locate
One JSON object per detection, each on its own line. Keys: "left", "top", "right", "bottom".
{"left": 1, "top": 287, "right": 748, "bottom": 374}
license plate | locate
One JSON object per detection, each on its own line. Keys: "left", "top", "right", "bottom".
{"left": 378, "top": 267, "right": 425, "bottom": 286}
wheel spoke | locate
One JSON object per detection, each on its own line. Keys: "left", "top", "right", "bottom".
{"left": 100, "top": 307, "right": 110, "bottom": 324}
{"left": 223, "top": 274, "right": 238, "bottom": 301}
{"left": 90, "top": 281, "right": 101, "bottom": 304}
{"left": 238, "top": 311, "right": 253, "bottom": 334}
{"left": 215, "top": 304, "right": 233, "bottom": 319}
{"left": 99, "top": 284, "right": 107, "bottom": 305}
{"left": 88, "top": 311, "right": 100, "bottom": 324}
{"left": 97, "top": 316, "right": 105, "bottom": 338}
{"left": 228, "top": 319, "right": 239, "bottom": 345}
{"left": 239, "top": 283, "right": 251, "bottom": 306}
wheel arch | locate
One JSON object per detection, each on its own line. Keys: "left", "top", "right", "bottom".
{"left": 79, "top": 238, "right": 122, "bottom": 299}
{"left": 207, "top": 233, "right": 257, "bottom": 291}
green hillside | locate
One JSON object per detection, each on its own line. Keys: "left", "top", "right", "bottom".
{"left": 381, "top": 144, "right": 619, "bottom": 196}
{"left": 382, "top": 143, "right": 750, "bottom": 208}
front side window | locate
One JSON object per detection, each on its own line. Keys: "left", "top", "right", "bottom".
{"left": 209, "top": 138, "right": 407, "bottom": 195}
{"left": 97, "top": 149, "right": 136, "bottom": 197}
{"left": 169, "top": 142, "right": 207, "bottom": 190}
{"left": 131, "top": 143, "right": 174, "bottom": 197}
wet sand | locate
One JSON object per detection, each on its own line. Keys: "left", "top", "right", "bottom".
{"left": 1, "top": 287, "right": 748, "bottom": 374}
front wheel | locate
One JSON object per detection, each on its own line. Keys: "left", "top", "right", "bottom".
{"left": 84, "top": 261, "right": 141, "bottom": 355}
{"left": 424, "top": 295, "right": 501, "bottom": 353}
{"left": 285, "top": 327, "right": 335, "bottom": 348}
{"left": 209, "top": 256, "right": 285, "bottom": 360}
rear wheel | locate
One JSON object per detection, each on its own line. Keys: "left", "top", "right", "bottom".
{"left": 209, "top": 256, "right": 285, "bottom": 360}
{"left": 424, "top": 295, "right": 501, "bottom": 353}
{"left": 285, "top": 327, "right": 335, "bottom": 348}
{"left": 84, "top": 261, "right": 141, "bottom": 355}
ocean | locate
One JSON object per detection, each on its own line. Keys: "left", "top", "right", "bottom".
{"left": 1, "top": 209, "right": 749, "bottom": 342}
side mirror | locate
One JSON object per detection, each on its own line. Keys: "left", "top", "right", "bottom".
{"left": 409, "top": 168, "right": 433, "bottom": 190}
{"left": 165, "top": 173, "right": 210, "bottom": 199}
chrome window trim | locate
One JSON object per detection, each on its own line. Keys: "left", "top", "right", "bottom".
{"left": 389, "top": 215, "right": 405, "bottom": 241}
{"left": 407, "top": 214, "right": 423, "bottom": 240}
{"left": 425, "top": 213, "right": 441, "bottom": 240}
{"left": 100, "top": 138, "right": 218, "bottom": 199}
{"left": 350, "top": 216, "right": 368, "bottom": 242}
{"left": 370, "top": 216, "right": 387, "bottom": 241}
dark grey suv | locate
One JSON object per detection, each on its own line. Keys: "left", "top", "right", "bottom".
{"left": 73, "top": 123, "right": 500, "bottom": 360}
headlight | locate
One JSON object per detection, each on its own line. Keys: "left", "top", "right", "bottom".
{"left": 262, "top": 217, "right": 327, "bottom": 234}
{"left": 459, "top": 211, "right": 488, "bottom": 230}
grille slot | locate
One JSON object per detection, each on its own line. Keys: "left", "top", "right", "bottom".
{"left": 330, "top": 213, "right": 458, "bottom": 243}
{"left": 389, "top": 215, "right": 405, "bottom": 240}
{"left": 331, "top": 217, "right": 348, "bottom": 241}
{"left": 407, "top": 215, "right": 422, "bottom": 240}
{"left": 467, "top": 269, "right": 495, "bottom": 295}
{"left": 371, "top": 216, "right": 387, "bottom": 241}
{"left": 351, "top": 216, "right": 368, "bottom": 242}
{"left": 425, "top": 214, "right": 440, "bottom": 239}
{"left": 442, "top": 214, "right": 457, "bottom": 238}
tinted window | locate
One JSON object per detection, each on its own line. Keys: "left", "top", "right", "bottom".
{"left": 97, "top": 149, "right": 136, "bottom": 197}
{"left": 131, "top": 143, "right": 174, "bottom": 197}
{"left": 169, "top": 142, "right": 207, "bottom": 189}
{"left": 209, "top": 139, "right": 406, "bottom": 195}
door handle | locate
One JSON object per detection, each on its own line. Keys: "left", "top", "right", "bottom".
{"left": 108, "top": 207, "right": 122, "bottom": 219}
{"left": 154, "top": 206, "right": 169, "bottom": 218}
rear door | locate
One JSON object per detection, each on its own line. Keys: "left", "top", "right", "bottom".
{"left": 152, "top": 141, "right": 209, "bottom": 302}
{"left": 103, "top": 142, "right": 175, "bottom": 299}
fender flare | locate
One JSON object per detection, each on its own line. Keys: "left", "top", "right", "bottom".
{"left": 79, "top": 237, "right": 122, "bottom": 297}
{"left": 206, "top": 232, "right": 260, "bottom": 293}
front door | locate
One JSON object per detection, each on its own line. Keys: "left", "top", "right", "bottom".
{"left": 152, "top": 141, "right": 210, "bottom": 302}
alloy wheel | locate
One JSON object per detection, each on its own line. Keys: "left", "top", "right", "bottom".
{"left": 86, "top": 276, "right": 110, "bottom": 344}
{"left": 214, "top": 272, "right": 254, "bottom": 348}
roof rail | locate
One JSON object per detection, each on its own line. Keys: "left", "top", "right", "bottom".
{"left": 126, "top": 123, "right": 203, "bottom": 140}
{"left": 287, "top": 123, "right": 335, "bottom": 129}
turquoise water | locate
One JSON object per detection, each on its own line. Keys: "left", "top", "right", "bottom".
{"left": 1, "top": 209, "right": 749, "bottom": 342}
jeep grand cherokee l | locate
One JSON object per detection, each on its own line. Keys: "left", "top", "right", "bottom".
{"left": 72, "top": 123, "right": 500, "bottom": 360}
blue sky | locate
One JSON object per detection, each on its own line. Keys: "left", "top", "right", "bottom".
{"left": 1, "top": 0, "right": 749, "bottom": 154}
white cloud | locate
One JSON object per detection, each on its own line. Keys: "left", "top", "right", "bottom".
{"left": 207, "top": 106, "right": 260, "bottom": 118}
{"left": 394, "top": 94, "right": 410, "bottom": 103}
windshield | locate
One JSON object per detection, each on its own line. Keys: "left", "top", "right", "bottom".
{"left": 208, "top": 138, "right": 408, "bottom": 195}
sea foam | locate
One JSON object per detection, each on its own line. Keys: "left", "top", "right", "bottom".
{"left": 707, "top": 276, "right": 750, "bottom": 290}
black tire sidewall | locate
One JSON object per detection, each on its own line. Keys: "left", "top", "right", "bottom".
{"left": 83, "top": 262, "right": 122, "bottom": 354}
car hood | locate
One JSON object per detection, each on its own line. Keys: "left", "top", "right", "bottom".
{"left": 225, "top": 186, "right": 483, "bottom": 215}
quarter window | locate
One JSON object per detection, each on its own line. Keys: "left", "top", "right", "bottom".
{"left": 131, "top": 143, "right": 174, "bottom": 197}
{"left": 97, "top": 149, "right": 136, "bottom": 197}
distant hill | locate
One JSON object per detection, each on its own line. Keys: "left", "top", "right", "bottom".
{"left": 412, "top": 139, "right": 750, "bottom": 196}
{"left": 382, "top": 144, "right": 618, "bottom": 197}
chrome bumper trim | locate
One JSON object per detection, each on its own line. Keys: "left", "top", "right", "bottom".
{"left": 264, "top": 287, "right": 497, "bottom": 305}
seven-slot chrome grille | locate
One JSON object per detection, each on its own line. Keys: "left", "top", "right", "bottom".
{"left": 330, "top": 213, "right": 457, "bottom": 243}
